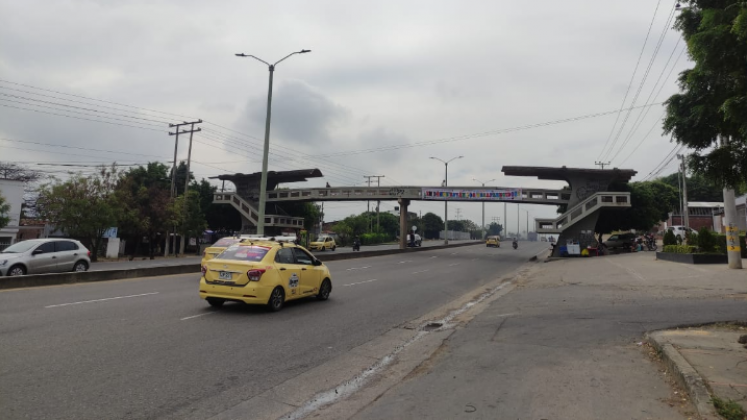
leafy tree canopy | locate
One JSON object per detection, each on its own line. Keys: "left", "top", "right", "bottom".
{"left": 663, "top": 0, "right": 747, "bottom": 188}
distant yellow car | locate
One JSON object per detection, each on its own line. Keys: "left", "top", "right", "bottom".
{"left": 199, "top": 241, "right": 333, "bottom": 312}
{"left": 486, "top": 236, "right": 501, "bottom": 248}
{"left": 201, "top": 237, "right": 242, "bottom": 266}
{"left": 309, "top": 236, "right": 336, "bottom": 251}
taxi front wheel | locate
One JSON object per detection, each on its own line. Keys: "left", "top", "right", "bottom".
{"left": 207, "top": 298, "right": 225, "bottom": 307}
{"left": 317, "top": 279, "right": 332, "bottom": 301}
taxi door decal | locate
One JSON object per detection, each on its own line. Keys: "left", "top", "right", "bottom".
{"left": 289, "top": 273, "right": 299, "bottom": 295}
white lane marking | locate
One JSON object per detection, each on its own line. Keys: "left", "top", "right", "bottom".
{"left": 45, "top": 292, "right": 159, "bottom": 308}
{"left": 448, "top": 263, "right": 461, "bottom": 267}
{"left": 343, "top": 279, "right": 378, "bottom": 287}
{"left": 429, "top": 256, "right": 438, "bottom": 259}
{"left": 450, "top": 252, "right": 458, "bottom": 255}
{"left": 412, "top": 269, "right": 430, "bottom": 275}
{"left": 398, "top": 260, "right": 412, "bottom": 264}
{"left": 346, "top": 266, "right": 372, "bottom": 271}
{"left": 180, "top": 312, "right": 215, "bottom": 321}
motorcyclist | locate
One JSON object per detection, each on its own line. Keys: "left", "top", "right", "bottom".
{"left": 512, "top": 237, "right": 518, "bottom": 249}
{"left": 353, "top": 236, "right": 361, "bottom": 251}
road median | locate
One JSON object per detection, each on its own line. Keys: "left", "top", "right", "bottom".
{"left": 0, "top": 241, "right": 482, "bottom": 291}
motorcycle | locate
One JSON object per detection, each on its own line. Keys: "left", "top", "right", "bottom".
{"left": 512, "top": 241, "right": 518, "bottom": 250}
{"left": 352, "top": 240, "right": 361, "bottom": 252}
{"left": 645, "top": 237, "right": 657, "bottom": 251}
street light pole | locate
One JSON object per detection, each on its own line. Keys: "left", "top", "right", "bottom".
{"left": 431, "top": 156, "right": 463, "bottom": 245}
{"left": 474, "top": 178, "right": 495, "bottom": 240}
{"left": 236, "top": 49, "right": 311, "bottom": 236}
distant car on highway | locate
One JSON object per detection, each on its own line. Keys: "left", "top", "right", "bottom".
{"left": 309, "top": 235, "right": 336, "bottom": 251}
{"left": 486, "top": 236, "right": 500, "bottom": 248}
{"left": 0, "top": 238, "right": 91, "bottom": 276}
{"left": 200, "top": 241, "right": 332, "bottom": 311}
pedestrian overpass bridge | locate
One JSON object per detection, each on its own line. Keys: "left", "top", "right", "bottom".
{"left": 211, "top": 166, "right": 636, "bottom": 256}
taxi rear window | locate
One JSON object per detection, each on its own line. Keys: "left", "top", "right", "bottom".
{"left": 212, "top": 238, "right": 240, "bottom": 247}
{"left": 217, "top": 246, "right": 270, "bottom": 262}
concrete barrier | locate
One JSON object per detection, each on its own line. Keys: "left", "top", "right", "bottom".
{"left": 314, "top": 241, "right": 482, "bottom": 263}
{"left": 0, "top": 241, "right": 482, "bottom": 291}
{"left": 0, "top": 264, "right": 201, "bottom": 290}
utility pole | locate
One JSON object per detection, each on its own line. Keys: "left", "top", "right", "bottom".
{"left": 168, "top": 120, "right": 202, "bottom": 257}
{"left": 364, "top": 175, "right": 385, "bottom": 232}
{"left": 718, "top": 138, "right": 743, "bottom": 269}
{"left": 516, "top": 203, "right": 521, "bottom": 239}
{"left": 174, "top": 120, "right": 202, "bottom": 255}
{"left": 474, "top": 178, "right": 495, "bottom": 239}
{"left": 594, "top": 161, "right": 611, "bottom": 170}
{"left": 430, "top": 156, "right": 463, "bottom": 244}
{"left": 677, "top": 154, "right": 690, "bottom": 228}
{"left": 504, "top": 202, "right": 507, "bottom": 239}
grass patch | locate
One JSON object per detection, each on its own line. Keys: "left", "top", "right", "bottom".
{"left": 712, "top": 396, "right": 746, "bottom": 420}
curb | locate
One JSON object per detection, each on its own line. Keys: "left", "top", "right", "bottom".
{"left": 0, "top": 241, "right": 483, "bottom": 291}
{"left": 645, "top": 331, "right": 719, "bottom": 420}
{"left": 529, "top": 247, "right": 551, "bottom": 262}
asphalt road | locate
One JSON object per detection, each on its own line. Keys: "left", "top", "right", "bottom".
{"left": 0, "top": 242, "right": 547, "bottom": 420}
{"left": 89, "top": 240, "right": 477, "bottom": 271}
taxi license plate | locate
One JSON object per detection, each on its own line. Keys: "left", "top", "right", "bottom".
{"left": 219, "top": 271, "right": 232, "bottom": 280}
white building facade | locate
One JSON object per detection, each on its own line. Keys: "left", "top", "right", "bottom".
{"left": 0, "top": 179, "right": 25, "bottom": 250}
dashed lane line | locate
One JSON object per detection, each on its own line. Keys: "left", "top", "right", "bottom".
{"left": 45, "top": 292, "right": 159, "bottom": 308}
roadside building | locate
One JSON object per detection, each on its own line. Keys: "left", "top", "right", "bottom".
{"left": 668, "top": 202, "right": 725, "bottom": 233}
{"left": 0, "top": 179, "right": 25, "bottom": 250}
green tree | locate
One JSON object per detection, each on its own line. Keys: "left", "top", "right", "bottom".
{"left": 35, "top": 166, "right": 121, "bottom": 261}
{"left": 116, "top": 163, "right": 175, "bottom": 258}
{"left": 658, "top": 172, "right": 726, "bottom": 202}
{"left": 175, "top": 190, "right": 207, "bottom": 255}
{"left": 487, "top": 222, "right": 503, "bottom": 236}
{"left": 595, "top": 180, "right": 678, "bottom": 234}
{"left": 279, "top": 201, "right": 321, "bottom": 232}
{"left": 0, "top": 193, "right": 10, "bottom": 230}
{"left": 422, "top": 212, "right": 444, "bottom": 239}
{"left": 663, "top": 0, "right": 747, "bottom": 188}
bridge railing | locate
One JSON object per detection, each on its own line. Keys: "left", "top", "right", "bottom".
{"left": 536, "top": 192, "right": 631, "bottom": 234}
{"left": 213, "top": 193, "right": 305, "bottom": 228}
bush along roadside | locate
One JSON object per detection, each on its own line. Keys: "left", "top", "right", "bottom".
{"left": 662, "top": 245, "right": 698, "bottom": 254}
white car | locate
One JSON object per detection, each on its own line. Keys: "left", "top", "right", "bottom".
{"left": 0, "top": 238, "right": 92, "bottom": 276}
{"left": 668, "top": 226, "right": 697, "bottom": 240}
{"left": 407, "top": 233, "right": 422, "bottom": 247}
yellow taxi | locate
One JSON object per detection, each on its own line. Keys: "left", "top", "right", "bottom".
{"left": 201, "top": 237, "right": 242, "bottom": 266}
{"left": 199, "top": 241, "right": 333, "bottom": 312}
{"left": 309, "top": 235, "right": 336, "bottom": 251}
{"left": 486, "top": 235, "right": 501, "bottom": 248}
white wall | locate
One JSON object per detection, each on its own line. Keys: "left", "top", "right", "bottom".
{"left": 0, "top": 179, "right": 25, "bottom": 246}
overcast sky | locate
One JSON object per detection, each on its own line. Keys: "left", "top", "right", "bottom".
{"left": 0, "top": 0, "right": 689, "bottom": 231}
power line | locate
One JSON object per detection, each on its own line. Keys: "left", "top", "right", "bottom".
{"left": 0, "top": 103, "right": 165, "bottom": 132}
{"left": 602, "top": 0, "right": 678, "bottom": 162}
{"left": 0, "top": 79, "right": 196, "bottom": 119}
{"left": 597, "top": 0, "right": 664, "bottom": 161}
{"left": 314, "top": 102, "right": 663, "bottom": 158}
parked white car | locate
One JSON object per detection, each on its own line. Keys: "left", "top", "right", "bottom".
{"left": 0, "top": 238, "right": 91, "bottom": 276}
{"left": 668, "top": 225, "right": 698, "bottom": 241}
{"left": 407, "top": 233, "right": 422, "bottom": 247}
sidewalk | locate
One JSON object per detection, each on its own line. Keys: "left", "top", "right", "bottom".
{"left": 648, "top": 324, "right": 747, "bottom": 419}
{"left": 348, "top": 252, "right": 747, "bottom": 420}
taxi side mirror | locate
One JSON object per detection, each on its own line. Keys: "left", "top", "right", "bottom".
{"left": 313, "top": 259, "right": 323, "bottom": 266}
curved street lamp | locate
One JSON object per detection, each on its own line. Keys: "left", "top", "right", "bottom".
{"left": 235, "top": 49, "right": 311, "bottom": 235}
{"left": 430, "top": 156, "right": 463, "bottom": 244}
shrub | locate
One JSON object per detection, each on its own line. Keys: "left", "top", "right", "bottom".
{"left": 716, "top": 234, "right": 747, "bottom": 257}
{"left": 663, "top": 229, "right": 676, "bottom": 246}
{"left": 360, "top": 232, "right": 392, "bottom": 245}
{"left": 663, "top": 245, "right": 697, "bottom": 254}
{"left": 696, "top": 227, "right": 718, "bottom": 253}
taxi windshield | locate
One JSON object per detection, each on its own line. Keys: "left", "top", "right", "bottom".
{"left": 217, "top": 245, "right": 270, "bottom": 262}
